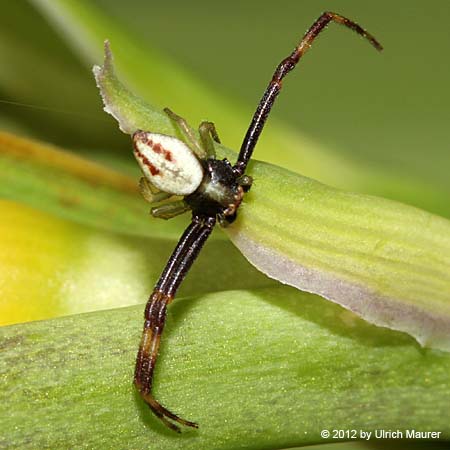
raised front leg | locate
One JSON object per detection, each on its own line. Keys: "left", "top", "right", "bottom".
{"left": 234, "top": 11, "right": 382, "bottom": 175}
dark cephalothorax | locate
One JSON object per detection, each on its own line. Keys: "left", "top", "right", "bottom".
{"left": 185, "top": 158, "right": 251, "bottom": 225}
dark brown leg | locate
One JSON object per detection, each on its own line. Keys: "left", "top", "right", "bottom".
{"left": 134, "top": 214, "right": 216, "bottom": 432}
{"left": 234, "top": 11, "right": 382, "bottom": 175}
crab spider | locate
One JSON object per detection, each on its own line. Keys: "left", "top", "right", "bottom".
{"left": 133, "top": 11, "right": 382, "bottom": 432}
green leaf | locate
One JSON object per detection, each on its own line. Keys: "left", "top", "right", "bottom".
{"left": 226, "top": 162, "right": 450, "bottom": 352}
{"left": 93, "top": 43, "right": 450, "bottom": 352}
{"left": 1, "top": 288, "right": 449, "bottom": 449}
{"left": 92, "top": 41, "right": 174, "bottom": 136}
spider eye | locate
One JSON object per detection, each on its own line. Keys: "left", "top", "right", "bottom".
{"left": 132, "top": 131, "right": 204, "bottom": 196}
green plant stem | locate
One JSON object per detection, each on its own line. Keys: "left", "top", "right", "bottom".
{"left": 1, "top": 287, "right": 449, "bottom": 449}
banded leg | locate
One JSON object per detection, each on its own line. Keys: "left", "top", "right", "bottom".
{"left": 134, "top": 214, "right": 216, "bottom": 432}
{"left": 233, "top": 11, "right": 382, "bottom": 175}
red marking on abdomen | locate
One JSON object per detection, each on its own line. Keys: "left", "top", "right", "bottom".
{"left": 148, "top": 162, "right": 160, "bottom": 176}
{"left": 134, "top": 147, "right": 161, "bottom": 176}
{"left": 152, "top": 143, "right": 173, "bottom": 162}
{"left": 152, "top": 143, "right": 162, "bottom": 154}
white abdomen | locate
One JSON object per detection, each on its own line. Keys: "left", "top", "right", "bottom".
{"left": 132, "top": 131, "right": 203, "bottom": 196}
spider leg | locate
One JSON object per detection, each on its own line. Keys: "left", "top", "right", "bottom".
{"left": 198, "top": 121, "right": 221, "bottom": 159}
{"left": 164, "top": 107, "right": 206, "bottom": 159}
{"left": 134, "top": 214, "right": 216, "bottom": 432}
{"left": 151, "top": 200, "right": 190, "bottom": 220}
{"left": 233, "top": 11, "right": 382, "bottom": 175}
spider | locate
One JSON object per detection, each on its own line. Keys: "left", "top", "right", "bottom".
{"left": 132, "top": 11, "right": 382, "bottom": 432}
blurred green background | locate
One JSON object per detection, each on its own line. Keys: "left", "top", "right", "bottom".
{"left": 1, "top": 0, "right": 449, "bottom": 213}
